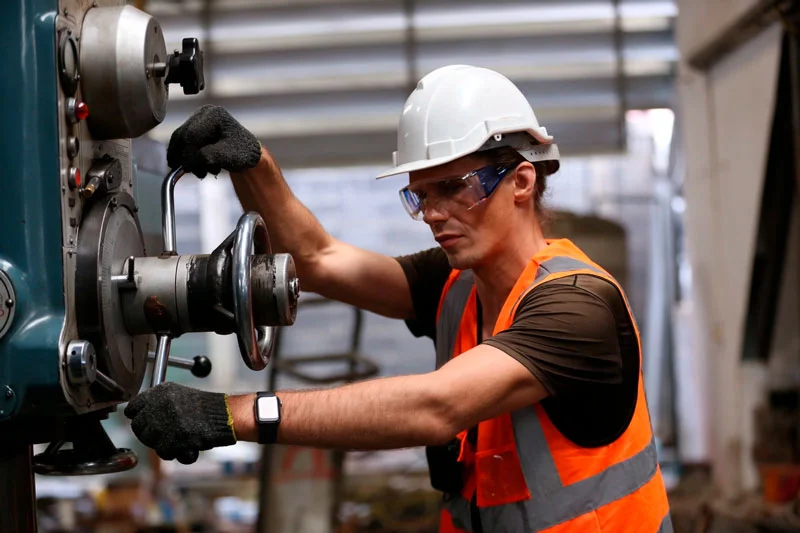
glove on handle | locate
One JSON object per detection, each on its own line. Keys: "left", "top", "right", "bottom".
{"left": 167, "top": 104, "right": 262, "bottom": 179}
{"left": 124, "top": 382, "right": 237, "bottom": 463}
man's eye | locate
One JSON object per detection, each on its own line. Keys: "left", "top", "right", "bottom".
{"left": 438, "top": 180, "right": 466, "bottom": 195}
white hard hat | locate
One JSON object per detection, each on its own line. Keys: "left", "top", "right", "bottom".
{"left": 377, "top": 65, "right": 560, "bottom": 179}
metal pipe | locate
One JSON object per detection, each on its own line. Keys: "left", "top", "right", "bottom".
{"left": 611, "top": 0, "right": 628, "bottom": 150}
{"left": 0, "top": 444, "right": 36, "bottom": 533}
{"left": 403, "top": 0, "right": 418, "bottom": 96}
{"left": 151, "top": 334, "right": 172, "bottom": 386}
{"left": 161, "top": 166, "right": 185, "bottom": 255}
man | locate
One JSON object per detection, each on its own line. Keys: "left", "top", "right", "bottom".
{"left": 125, "top": 65, "right": 672, "bottom": 532}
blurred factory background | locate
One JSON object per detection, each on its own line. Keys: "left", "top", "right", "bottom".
{"left": 30, "top": 0, "right": 800, "bottom": 532}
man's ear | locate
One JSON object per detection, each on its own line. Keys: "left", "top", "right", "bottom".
{"left": 513, "top": 162, "right": 537, "bottom": 205}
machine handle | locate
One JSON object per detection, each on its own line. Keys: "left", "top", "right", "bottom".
{"left": 152, "top": 165, "right": 196, "bottom": 388}
{"left": 150, "top": 334, "right": 172, "bottom": 387}
{"left": 161, "top": 166, "right": 185, "bottom": 255}
{"left": 232, "top": 212, "right": 275, "bottom": 371}
{"left": 147, "top": 352, "right": 212, "bottom": 378}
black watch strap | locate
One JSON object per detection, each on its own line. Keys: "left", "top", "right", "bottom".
{"left": 255, "top": 392, "right": 281, "bottom": 445}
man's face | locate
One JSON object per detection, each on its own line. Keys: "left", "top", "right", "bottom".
{"left": 407, "top": 156, "right": 517, "bottom": 270}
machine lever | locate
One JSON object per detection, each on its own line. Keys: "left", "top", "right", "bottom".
{"left": 152, "top": 166, "right": 198, "bottom": 387}
{"left": 147, "top": 352, "right": 212, "bottom": 378}
{"left": 161, "top": 167, "right": 185, "bottom": 255}
{"left": 150, "top": 334, "right": 172, "bottom": 387}
{"left": 94, "top": 370, "right": 126, "bottom": 398}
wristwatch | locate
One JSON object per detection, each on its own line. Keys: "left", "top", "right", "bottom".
{"left": 254, "top": 392, "right": 282, "bottom": 444}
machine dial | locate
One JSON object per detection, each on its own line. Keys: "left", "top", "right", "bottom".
{"left": 58, "top": 30, "right": 80, "bottom": 96}
{"left": 0, "top": 271, "right": 15, "bottom": 342}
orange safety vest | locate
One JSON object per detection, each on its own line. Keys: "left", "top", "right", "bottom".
{"left": 433, "top": 239, "right": 672, "bottom": 533}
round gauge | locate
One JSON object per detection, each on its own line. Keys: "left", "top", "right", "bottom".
{"left": 0, "top": 271, "right": 16, "bottom": 341}
{"left": 59, "top": 30, "right": 80, "bottom": 95}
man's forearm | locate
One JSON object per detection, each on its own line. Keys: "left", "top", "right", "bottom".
{"left": 230, "top": 147, "right": 332, "bottom": 282}
{"left": 230, "top": 147, "right": 416, "bottom": 320}
{"left": 227, "top": 374, "right": 457, "bottom": 450}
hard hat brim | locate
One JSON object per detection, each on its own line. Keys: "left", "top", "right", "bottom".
{"left": 375, "top": 153, "right": 466, "bottom": 179}
{"left": 376, "top": 133, "right": 560, "bottom": 180}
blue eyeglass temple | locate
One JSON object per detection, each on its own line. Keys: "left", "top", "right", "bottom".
{"left": 476, "top": 165, "right": 514, "bottom": 197}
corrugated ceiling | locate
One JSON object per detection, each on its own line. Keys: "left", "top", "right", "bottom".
{"left": 144, "top": 0, "right": 677, "bottom": 168}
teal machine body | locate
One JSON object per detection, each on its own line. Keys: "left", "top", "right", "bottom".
{"left": 1, "top": 0, "right": 66, "bottom": 425}
{"left": 0, "top": 2, "right": 299, "bottom": 531}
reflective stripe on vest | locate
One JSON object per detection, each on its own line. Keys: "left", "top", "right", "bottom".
{"left": 435, "top": 270, "right": 474, "bottom": 370}
{"left": 435, "top": 252, "right": 669, "bottom": 532}
{"left": 444, "top": 494, "right": 674, "bottom": 533}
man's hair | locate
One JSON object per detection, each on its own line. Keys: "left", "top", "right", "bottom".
{"left": 480, "top": 146, "right": 553, "bottom": 228}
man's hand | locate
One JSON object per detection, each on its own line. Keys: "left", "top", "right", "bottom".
{"left": 124, "top": 382, "right": 237, "bottom": 464}
{"left": 167, "top": 104, "right": 262, "bottom": 178}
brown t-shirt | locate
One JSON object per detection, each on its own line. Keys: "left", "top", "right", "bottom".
{"left": 395, "top": 247, "right": 639, "bottom": 447}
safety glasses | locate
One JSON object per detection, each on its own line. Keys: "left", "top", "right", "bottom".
{"left": 399, "top": 164, "right": 516, "bottom": 221}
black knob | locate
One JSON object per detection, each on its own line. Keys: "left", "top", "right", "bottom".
{"left": 165, "top": 38, "right": 205, "bottom": 95}
{"left": 191, "top": 355, "right": 212, "bottom": 378}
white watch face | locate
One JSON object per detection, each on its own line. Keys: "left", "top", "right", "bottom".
{"left": 257, "top": 396, "right": 280, "bottom": 423}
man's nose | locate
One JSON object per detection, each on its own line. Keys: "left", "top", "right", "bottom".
{"left": 421, "top": 199, "right": 449, "bottom": 225}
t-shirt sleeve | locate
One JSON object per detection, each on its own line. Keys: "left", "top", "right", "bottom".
{"left": 394, "top": 247, "right": 452, "bottom": 340}
{"left": 483, "top": 276, "right": 624, "bottom": 396}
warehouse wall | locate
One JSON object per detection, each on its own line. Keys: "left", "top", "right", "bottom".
{"left": 675, "top": 0, "right": 798, "bottom": 497}
{"left": 678, "top": 0, "right": 764, "bottom": 55}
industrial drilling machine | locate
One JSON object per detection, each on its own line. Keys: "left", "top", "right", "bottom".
{"left": 0, "top": 1, "right": 300, "bottom": 530}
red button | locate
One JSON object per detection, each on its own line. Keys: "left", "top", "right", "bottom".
{"left": 68, "top": 167, "right": 81, "bottom": 190}
{"left": 74, "top": 101, "right": 89, "bottom": 121}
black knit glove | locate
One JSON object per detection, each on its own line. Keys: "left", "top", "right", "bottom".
{"left": 167, "top": 104, "right": 262, "bottom": 178}
{"left": 124, "top": 382, "right": 237, "bottom": 464}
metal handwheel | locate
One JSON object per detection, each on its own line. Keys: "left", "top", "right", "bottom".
{"left": 231, "top": 211, "right": 275, "bottom": 371}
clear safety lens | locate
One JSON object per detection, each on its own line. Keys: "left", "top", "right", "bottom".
{"left": 399, "top": 164, "right": 513, "bottom": 220}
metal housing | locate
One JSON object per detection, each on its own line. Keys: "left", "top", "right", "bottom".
{"left": 80, "top": 5, "right": 169, "bottom": 140}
